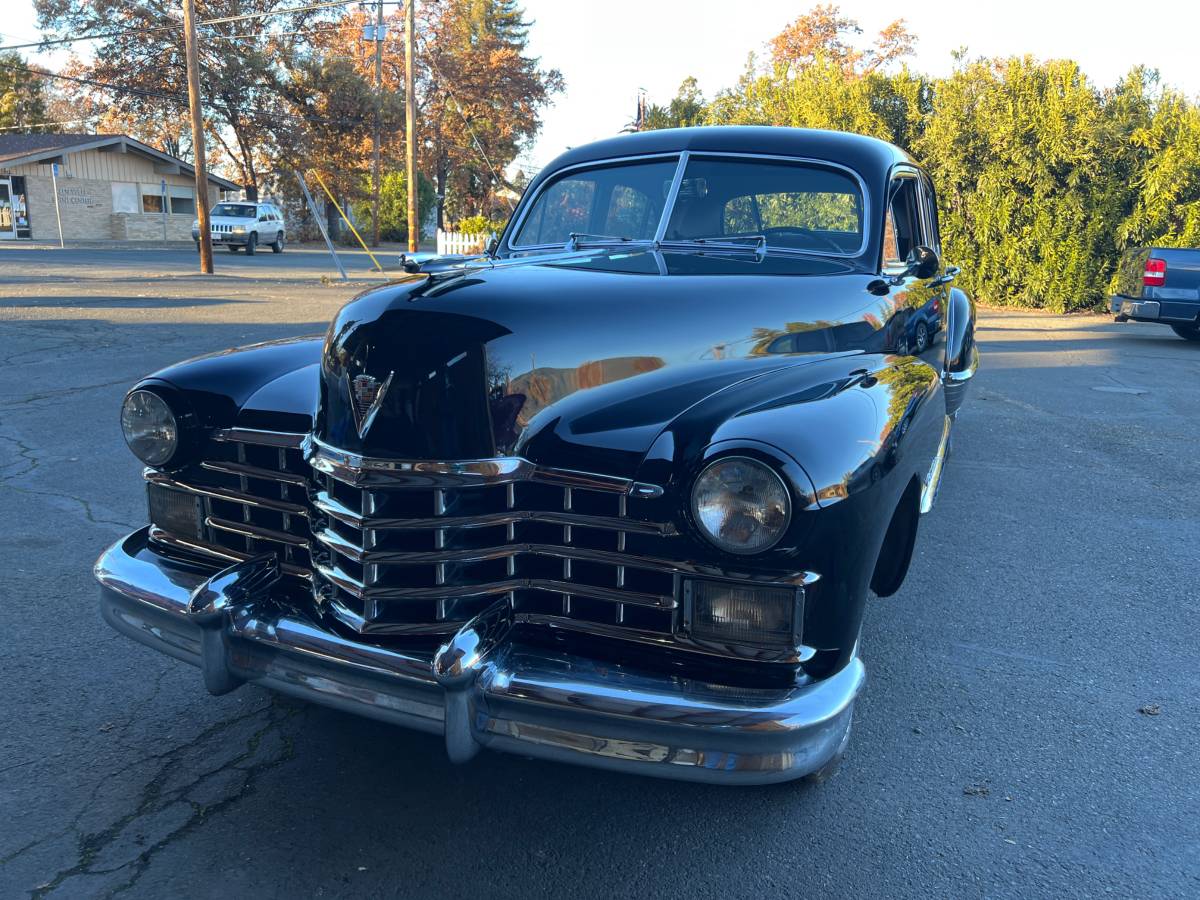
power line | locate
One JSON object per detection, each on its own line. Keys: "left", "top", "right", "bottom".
{"left": 0, "top": 1, "right": 357, "bottom": 53}
{"left": 425, "top": 56, "right": 515, "bottom": 210}
{"left": 0, "top": 60, "right": 388, "bottom": 132}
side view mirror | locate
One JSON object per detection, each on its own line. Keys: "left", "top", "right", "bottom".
{"left": 906, "top": 245, "right": 940, "bottom": 280}
{"left": 484, "top": 236, "right": 500, "bottom": 257}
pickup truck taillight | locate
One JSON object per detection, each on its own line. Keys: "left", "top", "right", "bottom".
{"left": 1143, "top": 258, "right": 1167, "bottom": 288}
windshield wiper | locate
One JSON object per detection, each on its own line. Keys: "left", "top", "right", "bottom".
{"left": 655, "top": 235, "right": 768, "bottom": 260}
{"left": 564, "top": 232, "right": 650, "bottom": 251}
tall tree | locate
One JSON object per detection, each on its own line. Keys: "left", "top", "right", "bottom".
{"left": 0, "top": 52, "right": 51, "bottom": 132}
{"left": 34, "top": 0, "right": 342, "bottom": 196}
{"left": 644, "top": 77, "right": 706, "bottom": 130}
{"left": 417, "top": 0, "right": 563, "bottom": 226}
{"left": 769, "top": 4, "right": 915, "bottom": 76}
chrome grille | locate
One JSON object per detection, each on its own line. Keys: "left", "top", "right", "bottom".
{"left": 147, "top": 429, "right": 313, "bottom": 577}
{"left": 307, "top": 443, "right": 682, "bottom": 637}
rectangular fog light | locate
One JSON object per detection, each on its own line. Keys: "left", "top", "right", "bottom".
{"left": 147, "top": 483, "right": 204, "bottom": 540}
{"left": 684, "top": 579, "right": 802, "bottom": 650}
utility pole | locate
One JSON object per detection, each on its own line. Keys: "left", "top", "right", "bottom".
{"left": 405, "top": 0, "right": 418, "bottom": 253}
{"left": 182, "top": 0, "right": 213, "bottom": 274}
{"left": 371, "top": 0, "right": 383, "bottom": 246}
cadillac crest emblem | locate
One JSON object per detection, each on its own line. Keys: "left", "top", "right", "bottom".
{"left": 349, "top": 371, "right": 393, "bottom": 438}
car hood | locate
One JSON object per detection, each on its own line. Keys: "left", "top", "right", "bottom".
{"left": 313, "top": 249, "right": 898, "bottom": 477}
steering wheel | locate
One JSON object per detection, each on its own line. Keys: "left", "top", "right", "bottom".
{"left": 761, "top": 226, "right": 845, "bottom": 253}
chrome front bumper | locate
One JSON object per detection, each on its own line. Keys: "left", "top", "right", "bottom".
{"left": 95, "top": 528, "right": 863, "bottom": 784}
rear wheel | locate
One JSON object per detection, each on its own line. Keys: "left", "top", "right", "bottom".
{"left": 272, "top": 231, "right": 284, "bottom": 253}
{"left": 914, "top": 320, "right": 930, "bottom": 353}
{"left": 245, "top": 232, "right": 258, "bottom": 256}
{"left": 1170, "top": 323, "right": 1200, "bottom": 341}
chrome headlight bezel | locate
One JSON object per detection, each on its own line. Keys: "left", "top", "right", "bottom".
{"left": 689, "top": 455, "right": 793, "bottom": 555}
{"left": 120, "top": 389, "right": 179, "bottom": 467}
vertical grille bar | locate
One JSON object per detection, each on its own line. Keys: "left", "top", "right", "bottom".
{"left": 434, "top": 488, "right": 448, "bottom": 620}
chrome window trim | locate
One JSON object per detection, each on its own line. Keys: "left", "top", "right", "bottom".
{"left": 504, "top": 150, "right": 872, "bottom": 260}
{"left": 881, "top": 166, "right": 922, "bottom": 275}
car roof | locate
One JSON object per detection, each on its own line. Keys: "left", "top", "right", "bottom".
{"left": 541, "top": 126, "right": 913, "bottom": 178}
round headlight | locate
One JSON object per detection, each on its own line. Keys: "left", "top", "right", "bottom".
{"left": 690, "top": 456, "right": 791, "bottom": 554}
{"left": 121, "top": 390, "right": 178, "bottom": 466}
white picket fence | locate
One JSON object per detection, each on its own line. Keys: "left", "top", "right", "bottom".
{"left": 436, "top": 228, "right": 494, "bottom": 255}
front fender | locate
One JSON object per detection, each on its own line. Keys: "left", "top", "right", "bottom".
{"left": 634, "top": 353, "right": 945, "bottom": 676}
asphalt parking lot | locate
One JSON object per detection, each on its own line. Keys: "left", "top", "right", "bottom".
{"left": 2, "top": 247, "right": 1198, "bottom": 899}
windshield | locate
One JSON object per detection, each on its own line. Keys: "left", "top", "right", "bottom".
{"left": 212, "top": 203, "right": 256, "bottom": 219}
{"left": 510, "top": 155, "right": 865, "bottom": 255}
{"left": 512, "top": 158, "right": 677, "bottom": 247}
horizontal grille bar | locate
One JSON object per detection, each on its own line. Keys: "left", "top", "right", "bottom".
{"left": 212, "top": 427, "right": 306, "bottom": 448}
{"left": 201, "top": 460, "right": 310, "bottom": 487}
{"left": 149, "top": 526, "right": 311, "bottom": 579}
{"left": 315, "top": 561, "right": 676, "bottom": 609}
{"left": 311, "top": 490, "right": 674, "bottom": 535}
{"left": 207, "top": 516, "right": 310, "bottom": 548}
{"left": 308, "top": 437, "right": 652, "bottom": 494}
{"left": 147, "top": 471, "right": 308, "bottom": 517}
{"left": 312, "top": 527, "right": 800, "bottom": 582}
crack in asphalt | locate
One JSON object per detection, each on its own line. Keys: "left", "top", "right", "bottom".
{"left": 26, "top": 700, "right": 299, "bottom": 899}
{"left": 0, "top": 376, "right": 140, "bottom": 411}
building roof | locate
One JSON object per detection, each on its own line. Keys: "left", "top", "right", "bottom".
{"left": 0, "top": 133, "right": 240, "bottom": 190}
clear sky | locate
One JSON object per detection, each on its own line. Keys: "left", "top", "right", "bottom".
{"left": 6, "top": 0, "right": 1200, "bottom": 171}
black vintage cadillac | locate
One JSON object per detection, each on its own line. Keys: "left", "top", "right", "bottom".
{"left": 96, "top": 127, "right": 978, "bottom": 784}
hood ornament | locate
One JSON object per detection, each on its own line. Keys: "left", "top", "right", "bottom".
{"left": 349, "top": 371, "right": 394, "bottom": 439}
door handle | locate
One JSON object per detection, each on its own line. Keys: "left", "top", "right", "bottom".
{"left": 931, "top": 265, "right": 961, "bottom": 287}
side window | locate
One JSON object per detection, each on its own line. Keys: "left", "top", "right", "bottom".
{"left": 919, "top": 174, "right": 940, "bottom": 254}
{"left": 882, "top": 175, "right": 923, "bottom": 270}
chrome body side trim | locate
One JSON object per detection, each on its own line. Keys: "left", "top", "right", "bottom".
{"left": 96, "top": 529, "right": 862, "bottom": 784}
{"left": 920, "top": 416, "right": 953, "bottom": 515}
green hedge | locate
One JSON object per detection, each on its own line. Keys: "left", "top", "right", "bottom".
{"left": 672, "top": 57, "right": 1200, "bottom": 312}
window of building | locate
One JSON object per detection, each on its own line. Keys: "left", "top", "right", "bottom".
{"left": 168, "top": 186, "right": 195, "bottom": 215}
{"left": 140, "top": 184, "right": 165, "bottom": 214}
{"left": 112, "top": 182, "right": 139, "bottom": 214}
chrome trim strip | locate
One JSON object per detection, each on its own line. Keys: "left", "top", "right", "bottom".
{"left": 311, "top": 490, "right": 673, "bottom": 535}
{"left": 201, "top": 460, "right": 310, "bottom": 487}
{"left": 147, "top": 527, "right": 311, "bottom": 580}
{"left": 146, "top": 470, "right": 308, "bottom": 518}
{"left": 654, "top": 151, "right": 690, "bottom": 242}
{"left": 206, "top": 516, "right": 310, "bottom": 548}
{"left": 516, "top": 613, "right": 818, "bottom": 665}
{"left": 310, "top": 525, "right": 813, "bottom": 584}
{"left": 307, "top": 437, "right": 642, "bottom": 494}
{"left": 920, "top": 415, "right": 953, "bottom": 515}
{"left": 212, "top": 427, "right": 306, "bottom": 448}
{"left": 315, "top": 561, "right": 676, "bottom": 609}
